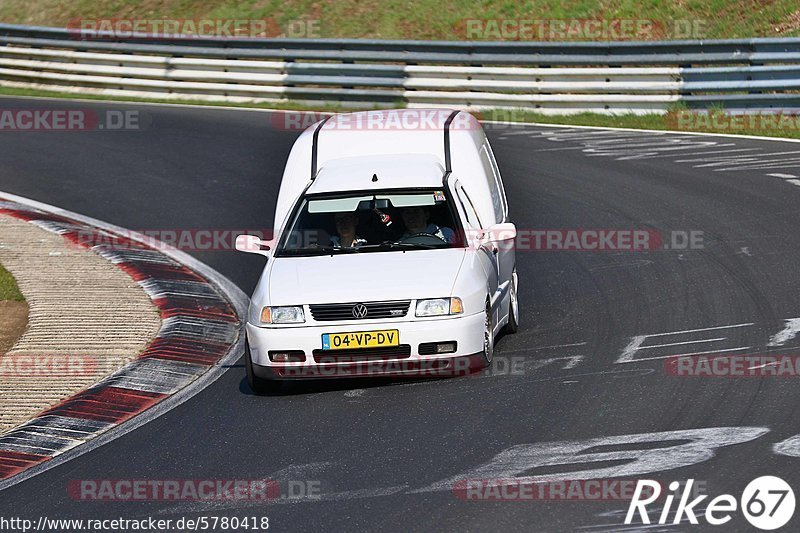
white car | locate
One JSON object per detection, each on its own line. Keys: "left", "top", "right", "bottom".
{"left": 236, "top": 109, "right": 518, "bottom": 391}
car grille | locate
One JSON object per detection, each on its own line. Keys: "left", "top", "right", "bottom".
{"left": 312, "top": 345, "right": 412, "bottom": 363}
{"left": 309, "top": 300, "right": 411, "bottom": 321}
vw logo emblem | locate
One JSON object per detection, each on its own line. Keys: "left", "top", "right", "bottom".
{"left": 352, "top": 304, "right": 368, "bottom": 319}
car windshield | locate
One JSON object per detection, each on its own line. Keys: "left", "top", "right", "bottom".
{"left": 277, "top": 189, "right": 462, "bottom": 256}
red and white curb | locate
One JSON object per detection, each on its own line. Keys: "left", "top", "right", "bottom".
{"left": 0, "top": 192, "right": 248, "bottom": 490}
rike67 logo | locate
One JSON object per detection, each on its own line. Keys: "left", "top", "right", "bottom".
{"left": 626, "top": 476, "right": 795, "bottom": 530}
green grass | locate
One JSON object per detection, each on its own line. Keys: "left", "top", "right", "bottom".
{"left": 0, "top": 264, "right": 24, "bottom": 302}
{"left": 0, "top": 0, "right": 799, "bottom": 40}
{"left": 3, "top": 86, "right": 799, "bottom": 141}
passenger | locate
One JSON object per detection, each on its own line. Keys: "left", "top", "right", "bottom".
{"left": 330, "top": 211, "right": 367, "bottom": 248}
{"left": 400, "top": 206, "right": 455, "bottom": 243}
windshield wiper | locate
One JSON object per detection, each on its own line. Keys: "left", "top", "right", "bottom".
{"left": 281, "top": 245, "right": 360, "bottom": 255}
{"left": 361, "top": 240, "right": 441, "bottom": 251}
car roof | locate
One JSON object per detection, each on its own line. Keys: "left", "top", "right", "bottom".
{"left": 323, "top": 108, "right": 458, "bottom": 134}
{"left": 273, "top": 109, "right": 489, "bottom": 233}
{"left": 307, "top": 154, "right": 446, "bottom": 195}
{"left": 314, "top": 109, "right": 479, "bottom": 173}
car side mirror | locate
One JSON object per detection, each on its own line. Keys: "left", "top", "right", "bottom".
{"left": 235, "top": 234, "right": 272, "bottom": 257}
{"left": 486, "top": 223, "right": 517, "bottom": 243}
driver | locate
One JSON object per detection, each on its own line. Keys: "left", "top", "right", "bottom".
{"left": 330, "top": 211, "right": 367, "bottom": 248}
{"left": 400, "top": 206, "right": 455, "bottom": 243}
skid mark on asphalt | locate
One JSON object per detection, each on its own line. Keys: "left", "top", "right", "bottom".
{"left": 588, "top": 259, "right": 654, "bottom": 272}
{"left": 583, "top": 505, "right": 726, "bottom": 531}
{"left": 422, "top": 369, "right": 656, "bottom": 399}
{"left": 528, "top": 342, "right": 588, "bottom": 350}
{"left": 579, "top": 512, "right": 688, "bottom": 532}
{"left": 268, "top": 461, "right": 332, "bottom": 480}
{"left": 529, "top": 355, "right": 585, "bottom": 371}
{"left": 483, "top": 341, "right": 588, "bottom": 377}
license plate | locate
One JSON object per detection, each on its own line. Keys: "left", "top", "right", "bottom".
{"left": 322, "top": 330, "right": 399, "bottom": 350}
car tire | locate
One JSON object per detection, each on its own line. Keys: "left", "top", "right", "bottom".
{"left": 245, "top": 339, "right": 276, "bottom": 395}
{"left": 504, "top": 268, "right": 519, "bottom": 334}
{"left": 479, "top": 302, "right": 494, "bottom": 368}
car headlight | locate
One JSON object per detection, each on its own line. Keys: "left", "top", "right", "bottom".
{"left": 261, "top": 306, "right": 305, "bottom": 324}
{"left": 415, "top": 297, "right": 463, "bottom": 317}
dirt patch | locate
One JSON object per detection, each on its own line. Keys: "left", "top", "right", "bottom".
{"left": 0, "top": 300, "right": 28, "bottom": 354}
{"left": 773, "top": 9, "right": 800, "bottom": 34}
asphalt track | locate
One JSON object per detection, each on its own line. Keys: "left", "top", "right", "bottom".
{"left": 2, "top": 97, "right": 800, "bottom": 531}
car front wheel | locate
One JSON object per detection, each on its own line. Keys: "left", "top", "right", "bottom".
{"left": 479, "top": 302, "right": 494, "bottom": 368}
{"left": 504, "top": 268, "right": 519, "bottom": 334}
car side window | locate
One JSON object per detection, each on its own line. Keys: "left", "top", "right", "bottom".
{"left": 480, "top": 144, "right": 505, "bottom": 224}
{"left": 456, "top": 184, "right": 483, "bottom": 229}
{"left": 484, "top": 141, "right": 508, "bottom": 220}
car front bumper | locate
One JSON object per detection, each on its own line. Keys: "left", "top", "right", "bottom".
{"left": 245, "top": 312, "right": 486, "bottom": 379}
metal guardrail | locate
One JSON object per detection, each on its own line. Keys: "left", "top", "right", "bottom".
{"left": 1, "top": 23, "right": 799, "bottom": 114}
